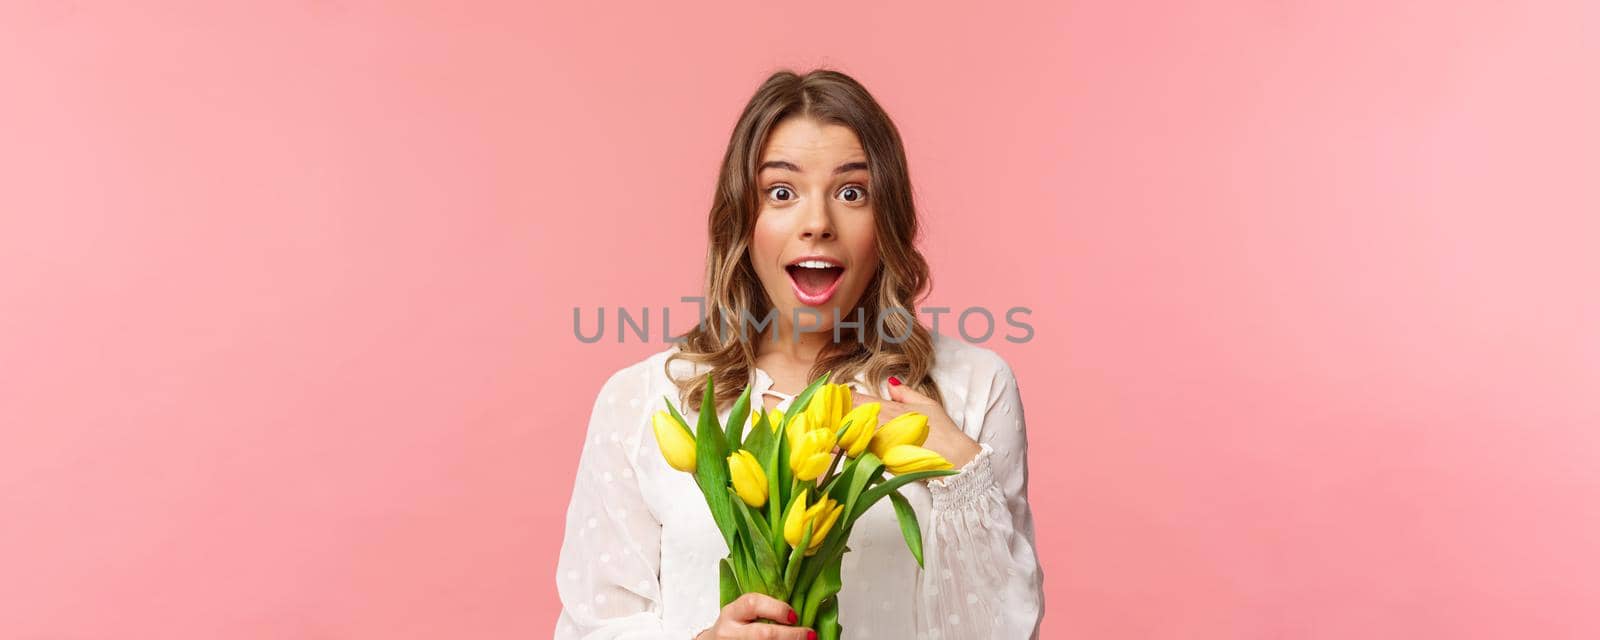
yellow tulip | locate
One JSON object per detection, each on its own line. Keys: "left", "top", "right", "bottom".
{"left": 881, "top": 444, "right": 953, "bottom": 474}
{"left": 782, "top": 492, "right": 844, "bottom": 555}
{"left": 805, "top": 383, "right": 850, "bottom": 435}
{"left": 831, "top": 383, "right": 853, "bottom": 423}
{"left": 868, "top": 411, "right": 929, "bottom": 459}
{"left": 782, "top": 491, "right": 810, "bottom": 547}
{"left": 837, "top": 402, "right": 880, "bottom": 458}
{"left": 651, "top": 409, "right": 696, "bottom": 473}
{"left": 790, "top": 428, "right": 836, "bottom": 481}
{"left": 785, "top": 412, "right": 811, "bottom": 452}
{"left": 807, "top": 498, "right": 844, "bottom": 554}
{"left": 726, "top": 449, "right": 767, "bottom": 508}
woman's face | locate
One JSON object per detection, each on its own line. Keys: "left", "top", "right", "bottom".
{"left": 749, "top": 116, "right": 880, "bottom": 338}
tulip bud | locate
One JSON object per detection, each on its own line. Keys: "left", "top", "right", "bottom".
{"left": 782, "top": 491, "right": 844, "bottom": 555}
{"left": 804, "top": 497, "right": 844, "bottom": 555}
{"left": 790, "top": 428, "right": 836, "bottom": 481}
{"left": 837, "top": 402, "right": 881, "bottom": 458}
{"left": 805, "top": 383, "right": 849, "bottom": 435}
{"left": 881, "top": 444, "right": 953, "bottom": 474}
{"left": 833, "top": 383, "right": 852, "bottom": 420}
{"left": 868, "top": 412, "right": 929, "bottom": 459}
{"left": 651, "top": 409, "right": 697, "bottom": 473}
{"left": 783, "top": 491, "right": 810, "bottom": 548}
{"left": 785, "top": 412, "right": 810, "bottom": 453}
{"left": 726, "top": 449, "right": 768, "bottom": 508}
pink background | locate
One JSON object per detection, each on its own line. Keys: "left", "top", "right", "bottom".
{"left": 3, "top": 1, "right": 1598, "bottom": 638}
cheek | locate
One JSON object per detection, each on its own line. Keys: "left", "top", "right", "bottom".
{"left": 749, "top": 218, "right": 785, "bottom": 275}
{"left": 751, "top": 218, "right": 778, "bottom": 255}
{"left": 848, "top": 216, "right": 880, "bottom": 275}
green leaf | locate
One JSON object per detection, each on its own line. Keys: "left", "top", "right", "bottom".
{"left": 784, "top": 372, "right": 833, "bottom": 421}
{"left": 723, "top": 533, "right": 747, "bottom": 589}
{"left": 763, "top": 439, "right": 784, "bottom": 551}
{"left": 725, "top": 385, "right": 752, "bottom": 451}
{"left": 733, "top": 539, "right": 765, "bottom": 594}
{"left": 806, "top": 453, "right": 881, "bottom": 573}
{"left": 795, "top": 465, "right": 949, "bottom": 593}
{"left": 849, "top": 468, "right": 959, "bottom": 522}
{"left": 799, "top": 549, "right": 843, "bottom": 628}
{"left": 834, "top": 453, "right": 882, "bottom": 530}
{"left": 740, "top": 410, "right": 780, "bottom": 544}
{"left": 692, "top": 377, "right": 737, "bottom": 550}
{"left": 783, "top": 519, "right": 813, "bottom": 597}
{"left": 719, "top": 557, "right": 739, "bottom": 607}
{"left": 771, "top": 417, "right": 791, "bottom": 521}
{"left": 816, "top": 597, "right": 842, "bottom": 640}
{"left": 725, "top": 505, "right": 761, "bottom": 593}
{"left": 728, "top": 488, "right": 780, "bottom": 593}
{"left": 729, "top": 488, "right": 773, "bottom": 542}
{"left": 744, "top": 409, "right": 773, "bottom": 457}
{"left": 888, "top": 491, "right": 926, "bottom": 568}
{"left": 832, "top": 415, "right": 855, "bottom": 441}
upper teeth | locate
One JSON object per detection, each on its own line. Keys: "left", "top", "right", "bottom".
{"left": 793, "top": 260, "right": 836, "bottom": 269}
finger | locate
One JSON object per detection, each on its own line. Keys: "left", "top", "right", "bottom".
{"left": 851, "top": 391, "right": 876, "bottom": 404}
{"left": 851, "top": 392, "right": 909, "bottom": 421}
{"left": 742, "top": 623, "right": 815, "bottom": 639}
{"left": 886, "top": 376, "right": 934, "bottom": 406}
{"left": 851, "top": 391, "right": 892, "bottom": 407}
{"left": 731, "top": 592, "right": 798, "bottom": 626}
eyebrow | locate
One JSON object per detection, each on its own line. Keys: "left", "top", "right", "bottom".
{"left": 758, "top": 160, "right": 870, "bottom": 175}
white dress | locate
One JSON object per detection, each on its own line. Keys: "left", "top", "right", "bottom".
{"left": 554, "top": 332, "right": 1044, "bottom": 639}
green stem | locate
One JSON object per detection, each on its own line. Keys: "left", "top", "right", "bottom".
{"left": 773, "top": 477, "right": 801, "bottom": 558}
{"left": 788, "top": 477, "right": 802, "bottom": 508}
{"left": 772, "top": 477, "right": 793, "bottom": 535}
{"left": 789, "top": 585, "right": 808, "bottom": 624}
{"left": 816, "top": 449, "right": 847, "bottom": 495}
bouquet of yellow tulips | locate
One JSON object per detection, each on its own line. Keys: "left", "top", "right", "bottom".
{"left": 651, "top": 373, "right": 959, "bottom": 639}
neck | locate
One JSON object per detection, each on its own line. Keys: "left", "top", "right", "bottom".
{"left": 755, "top": 317, "right": 831, "bottom": 364}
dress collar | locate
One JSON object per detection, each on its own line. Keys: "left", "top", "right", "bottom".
{"left": 751, "top": 366, "right": 882, "bottom": 410}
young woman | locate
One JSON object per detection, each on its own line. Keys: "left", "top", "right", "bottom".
{"left": 555, "top": 69, "right": 1044, "bottom": 639}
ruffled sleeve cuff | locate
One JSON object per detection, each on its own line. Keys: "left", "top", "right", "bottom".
{"left": 925, "top": 441, "right": 997, "bottom": 511}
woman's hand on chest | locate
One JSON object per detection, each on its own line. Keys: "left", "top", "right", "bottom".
{"left": 851, "top": 380, "right": 982, "bottom": 470}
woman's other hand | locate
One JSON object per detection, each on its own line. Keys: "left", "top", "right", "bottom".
{"left": 854, "top": 376, "right": 982, "bottom": 470}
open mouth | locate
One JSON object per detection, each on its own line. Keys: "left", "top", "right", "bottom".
{"left": 785, "top": 258, "right": 845, "bottom": 306}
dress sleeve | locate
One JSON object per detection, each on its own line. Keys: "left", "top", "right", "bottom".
{"left": 554, "top": 369, "right": 683, "bottom": 640}
{"left": 917, "top": 359, "right": 1046, "bottom": 639}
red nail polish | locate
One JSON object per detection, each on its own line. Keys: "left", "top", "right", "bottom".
{"left": 888, "top": 376, "right": 902, "bottom": 386}
{"left": 789, "top": 610, "right": 798, "bottom": 624}
{"left": 807, "top": 630, "right": 817, "bottom": 640}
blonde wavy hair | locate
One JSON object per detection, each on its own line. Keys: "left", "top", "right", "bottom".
{"left": 666, "top": 69, "right": 943, "bottom": 413}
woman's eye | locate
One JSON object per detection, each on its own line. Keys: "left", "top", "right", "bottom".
{"left": 838, "top": 185, "right": 867, "bottom": 203}
{"left": 768, "top": 186, "right": 795, "bottom": 202}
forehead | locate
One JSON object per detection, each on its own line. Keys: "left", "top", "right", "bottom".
{"left": 760, "top": 117, "right": 865, "bottom": 164}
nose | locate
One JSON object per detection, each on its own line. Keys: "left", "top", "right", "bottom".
{"left": 797, "top": 197, "right": 835, "bottom": 241}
